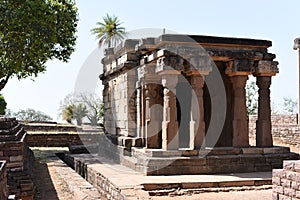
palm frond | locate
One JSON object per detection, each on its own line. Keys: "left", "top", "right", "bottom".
{"left": 91, "top": 14, "right": 127, "bottom": 48}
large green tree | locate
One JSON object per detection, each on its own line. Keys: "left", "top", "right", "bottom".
{"left": 91, "top": 14, "right": 126, "bottom": 48}
{"left": 0, "top": 0, "right": 78, "bottom": 91}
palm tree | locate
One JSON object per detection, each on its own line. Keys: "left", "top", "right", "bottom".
{"left": 62, "top": 103, "right": 88, "bottom": 125}
{"left": 91, "top": 14, "right": 127, "bottom": 48}
{"left": 72, "top": 103, "right": 88, "bottom": 126}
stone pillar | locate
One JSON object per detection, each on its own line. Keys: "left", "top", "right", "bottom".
{"left": 136, "top": 81, "right": 142, "bottom": 137}
{"left": 256, "top": 76, "right": 273, "bottom": 147}
{"left": 231, "top": 75, "right": 249, "bottom": 147}
{"left": 161, "top": 73, "right": 179, "bottom": 150}
{"left": 140, "top": 84, "right": 146, "bottom": 139}
{"left": 145, "top": 83, "right": 163, "bottom": 149}
{"left": 189, "top": 75, "right": 205, "bottom": 149}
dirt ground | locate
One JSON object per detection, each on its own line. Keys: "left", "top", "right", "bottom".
{"left": 31, "top": 148, "right": 73, "bottom": 200}
{"left": 152, "top": 189, "right": 272, "bottom": 200}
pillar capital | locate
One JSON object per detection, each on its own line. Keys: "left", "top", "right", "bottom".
{"left": 226, "top": 59, "right": 254, "bottom": 76}
{"left": 254, "top": 60, "right": 279, "bottom": 77}
{"left": 156, "top": 56, "right": 184, "bottom": 73}
{"left": 185, "top": 55, "right": 213, "bottom": 76}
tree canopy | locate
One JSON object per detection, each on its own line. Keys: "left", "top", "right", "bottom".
{"left": 91, "top": 14, "right": 126, "bottom": 48}
{"left": 8, "top": 108, "right": 53, "bottom": 122}
{"left": 0, "top": 0, "right": 78, "bottom": 91}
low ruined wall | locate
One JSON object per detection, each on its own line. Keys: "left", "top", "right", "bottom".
{"left": 272, "top": 160, "right": 300, "bottom": 200}
{"left": 26, "top": 133, "right": 102, "bottom": 147}
{"left": 249, "top": 114, "right": 298, "bottom": 125}
{"left": 23, "top": 123, "right": 78, "bottom": 132}
{"left": 249, "top": 114, "right": 300, "bottom": 148}
{"left": 0, "top": 141, "right": 25, "bottom": 171}
{"left": 0, "top": 161, "right": 8, "bottom": 200}
{"left": 64, "top": 154, "right": 126, "bottom": 200}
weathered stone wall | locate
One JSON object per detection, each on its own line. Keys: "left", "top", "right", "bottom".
{"left": 26, "top": 133, "right": 102, "bottom": 147}
{"left": 249, "top": 114, "right": 298, "bottom": 125}
{"left": 23, "top": 122, "right": 78, "bottom": 132}
{"left": 272, "top": 160, "right": 300, "bottom": 200}
{"left": 103, "top": 70, "right": 137, "bottom": 137}
{"left": 0, "top": 161, "right": 8, "bottom": 200}
{"left": 64, "top": 154, "right": 126, "bottom": 200}
{"left": 249, "top": 114, "right": 300, "bottom": 148}
{"left": 0, "top": 117, "right": 34, "bottom": 200}
{"left": 0, "top": 141, "right": 25, "bottom": 171}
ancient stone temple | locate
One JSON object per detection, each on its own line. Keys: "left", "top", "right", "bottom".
{"left": 100, "top": 34, "right": 299, "bottom": 175}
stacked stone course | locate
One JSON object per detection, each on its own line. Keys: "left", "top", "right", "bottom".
{"left": 0, "top": 161, "right": 8, "bottom": 200}
{"left": 26, "top": 132, "right": 102, "bottom": 147}
{"left": 0, "top": 117, "right": 34, "bottom": 200}
{"left": 272, "top": 160, "right": 300, "bottom": 200}
{"left": 249, "top": 114, "right": 300, "bottom": 148}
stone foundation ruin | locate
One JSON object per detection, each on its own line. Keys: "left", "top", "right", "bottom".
{"left": 100, "top": 34, "right": 299, "bottom": 175}
{"left": 0, "top": 117, "right": 34, "bottom": 200}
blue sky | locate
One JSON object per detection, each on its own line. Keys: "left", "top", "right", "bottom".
{"left": 2, "top": 0, "right": 300, "bottom": 119}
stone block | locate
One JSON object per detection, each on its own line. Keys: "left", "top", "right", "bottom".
{"left": 273, "top": 192, "right": 279, "bottom": 200}
{"left": 273, "top": 185, "right": 284, "bottom": 194}
{"left": 284, "top": 188, "right": 296, "bottom": 197}
{"left": 207, "top": 147, "right": 242, "bottom": 155}
{"left": 291, "top": 181, "right": 300, "bottom": 190}
{"left": 254, "top": 163, "right": 272, "bottom": 171}
{"left": 171, "top": 157, "right": 206, "bottom": 166}
{"left": 9, "top": 156, "right": 23, "bottom": 162}
{"left": 242, "top": 147, "right": 263, "bottom": 154}
{"left": 281, "top": 179, "right": 291, "bottom": 188}
{"left": 207, "top": 155, "right": 240, "bottom": 165}
{"left": 239, "top": 154, "right": 266, "bottom": 163}
{"left": 286, "top": 171, "right": 298, "bottom": 181}
{"left": 294, "top": 161, "right": 300, "bottom": 173}
{"left": 273, "top": 177, "right": 281, "bottom": 186}
{"left": 284, "top": 161, "right": 296, "bottom": 171}
{"left": 273, "top": 169, "right": 287, "bottom": 179}
{"left": 278, "top": 194, "right": 292, "bottom": 200}
{"left": 4, "top": 150, "right": 23, "bottom": 157}
{"left": 264, "top": 147, "right": 290, "bottom": 154}
{"left": 132, "top": 138, "right": 144, "bottom": 147}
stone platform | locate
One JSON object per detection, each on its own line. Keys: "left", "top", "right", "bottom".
{"left": 98, "top": 135, "right": 299, "bottom": 176}
{"left": 130, "top": 147, "right": 299, "bottom": 175}
{"left": 66, "top": 153, "right": 274, "bottom": 199}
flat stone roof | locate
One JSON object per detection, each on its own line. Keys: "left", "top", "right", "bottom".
{"left": 156, "top": 34, "right": 272, "bottom": 47}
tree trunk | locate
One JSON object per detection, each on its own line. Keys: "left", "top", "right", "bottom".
{"left": 0, "top": 75, "right": 10, "bottom": 91}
